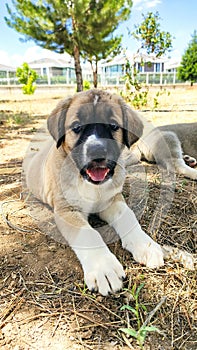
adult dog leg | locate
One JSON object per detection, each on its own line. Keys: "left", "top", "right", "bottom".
{"left": 144, "top": 131, "right": 197, "bottom": 180}
{"left": 174, "top": 158, "right": 197, "bottom": 180}
{"left": 100, "top": 195, "right": 164, "bottom": 268}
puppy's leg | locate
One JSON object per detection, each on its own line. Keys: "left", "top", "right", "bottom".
{"left": 100, "top": 194, "right": 164, "bottom": 268}
{"left": 54, "top": 209, "right": 125, "bottom": 295}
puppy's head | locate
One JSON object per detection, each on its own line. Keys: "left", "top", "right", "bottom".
{"left": 47, "top": 89, "right": 143, "bottom": 184}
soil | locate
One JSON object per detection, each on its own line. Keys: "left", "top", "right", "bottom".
{"left": 0, "top": 90, "right": 196, "bottom": 350}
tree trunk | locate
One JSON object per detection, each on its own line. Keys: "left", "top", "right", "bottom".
{"left": 73, "top": 45, "right": 83, "bottom": 92}
{"left": 90, "top": 60, "right": 98, "bottom": 88}
{"left": 93, "top": 70, "right": 97, "bottom": 88}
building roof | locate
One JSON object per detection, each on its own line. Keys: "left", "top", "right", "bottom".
{"left": 28, "top": 57, "right": 74, "bottom": 68}
{"left": 165, "top": 59, "right": 181, "bottom": 70}
{"left": 101, "top": 52, "right": 168, "bottom": 67}
{"left": 0, "top": 64, "right": 16, "bottom": 71}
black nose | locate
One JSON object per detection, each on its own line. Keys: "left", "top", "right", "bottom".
{"left": 87, "top": 143, "right": 107, "bottom": 161}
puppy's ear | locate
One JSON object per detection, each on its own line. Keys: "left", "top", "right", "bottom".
{"left": 121, "top": 102, "right": 143, "bottom": 148}
{"left": 47, "top": 97, "right": 72, "bottom": 148}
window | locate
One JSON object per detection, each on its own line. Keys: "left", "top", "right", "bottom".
{"left": 144, "top": 62, "right": 154, "bottom": 72}
{"left": 105, "top": 64, "right": 124, "bottom": 76}
{"left": 155, "top": 63, "right": 160, "bottom": 72}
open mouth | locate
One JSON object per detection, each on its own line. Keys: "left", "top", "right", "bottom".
{"left": 81, "top": 160, "right": 115, "bottom": 184}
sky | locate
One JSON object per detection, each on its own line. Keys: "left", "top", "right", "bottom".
{"left": 0, "top": 0, "right": 197, "bottom": 67}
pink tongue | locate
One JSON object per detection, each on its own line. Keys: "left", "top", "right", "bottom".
{"left": 86, "top": 167, "right": 110, "bottom": 182}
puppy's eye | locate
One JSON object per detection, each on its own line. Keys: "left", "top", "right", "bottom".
{"left": 72, "top": 122, "right": 82, "bottom": 134}
{"left": 110, "top": 122, "right": 120, "bottom": 132}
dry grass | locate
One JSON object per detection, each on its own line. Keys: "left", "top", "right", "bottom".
{"left": 0, "top": 87, "right": 196, "bottom": 349}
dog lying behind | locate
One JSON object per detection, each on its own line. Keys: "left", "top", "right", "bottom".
{"left": 23, "top": 89, "right": 166, "bottom": 296}
{"left": 131, "top": 123, "right": 197, "bottom": 180}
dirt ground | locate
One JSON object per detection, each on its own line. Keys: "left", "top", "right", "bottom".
{"left": 0, "top": 88, "right": 196, "bottom": 350}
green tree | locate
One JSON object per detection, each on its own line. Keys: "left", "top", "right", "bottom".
{"left": 122, "top": 12, "right": 173, "bottom": 109}
{"left": 80, "top": 0, "right": 132, "bottom": 87}
{"left": 5, "top": 0, "right": 132, "bottom": 92}
{"left": 83, "top": 36, "right": 122, "bottom": 88}
{"left": 16, "top": 62, "right": 38, "bottom": 95}
{"left": 177, "top": 30, "right": 197, "bottom": 86}
{"left": 132, "top": 11, "right": 173, "bottom": 57}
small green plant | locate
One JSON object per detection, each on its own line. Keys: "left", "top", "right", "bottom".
{"left": 6, "top": 113, "right": 30, "bottom": 127}
{"left": 121, "top": 59, "right": 149, "bottom": 109}
{"left": 83, "top": 80, "right": 91, "bottom": 91}
{"left": 16, "top": 62, "right": 38, "bottom": 95}
{"left": 120, "top": 283, "right": 160, "bottom": 349}
{"left": 121, "top": 61, "right": 170, "bottom": 110}
{"left": 75, "top": 281, "right": 96, "bottom": 299}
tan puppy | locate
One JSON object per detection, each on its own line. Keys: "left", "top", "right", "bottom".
{"left": 24, "top": 89, "right": 164, "bottom": 296}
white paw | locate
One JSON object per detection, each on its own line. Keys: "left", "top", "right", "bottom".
{"left": 82, "top": 250, "right": 125, "bottom": 296}
{"left": 122, "top": 232, "right": 164, "bottom": 268}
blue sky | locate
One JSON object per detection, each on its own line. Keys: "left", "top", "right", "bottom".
{"left": 0, "top": 0, "right": 197, "bottom": 67}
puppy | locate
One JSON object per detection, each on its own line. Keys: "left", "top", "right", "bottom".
{"left": 23, "top": 89, "right": 164, "bottom": 296}
{"left": 131, "top": 123, "right": 197, "bottom": 180}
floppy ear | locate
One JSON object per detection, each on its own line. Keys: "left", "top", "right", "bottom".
{"left": 121, "top": 102, "right": 143, "bottom": 148}
{"left": 47, "top": 97, "right": 72, "bottom": 148}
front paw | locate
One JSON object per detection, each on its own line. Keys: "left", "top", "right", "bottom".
{"left": 82, "top": 250, "right": 125, "bottom": 296}
{"left": 123, "top": 234, "right": 164, "bottom": 268}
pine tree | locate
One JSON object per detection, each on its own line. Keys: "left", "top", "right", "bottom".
{"left": 5, "top": 0, "right": 132, "bottom": 91}
{"left": 178, "top": 31, "right": 197, "bottom": 86}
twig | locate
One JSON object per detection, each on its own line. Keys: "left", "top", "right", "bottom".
{"left": 121, "top": 332, "right": 136, "bottom": 349}
{"left": 51, "top": 313, "right": 63, "bottom": 337}
{"left": 124, "top": 274, "right": 133, "bottom": 330}
{"left": 0, "top": 289, "right": 25, "bottom": 329}
{"left": 19, "top": 312, "right": 61, "bottom": 324}
{"left": 73, "top": 320, "right": 121, "bottom": 331}
{"left": 141, "top": 296, "right": 167, "bottom": 328}
{"left": 0, "top": 199, "right": 37, "bottom": 233}
{"left": 72, "top": 296, "right": 108, "bottom": 330}
{"left": 82, "top": 293, "right": 125, "bottom": 322}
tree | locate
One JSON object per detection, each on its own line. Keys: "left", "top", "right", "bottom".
{"left": 5, "top": 0, "right": 132, "bottom": 91}
{"left": 122, "top": 11, "right": 173, "bottom": 109}
{"left": 16, "top": 62, "right": 38, "bottom": 95}
{"left": 131, "top": 11, "right": 173, "bottom": 57}
{"left": 82, "top": 35, "right": 122, "bottom": 88}
{"left": 79, "top": 0, "right": 132, "bottom": 88}
{"left": 177, "top": 30, "right": 197, "bottom": 86}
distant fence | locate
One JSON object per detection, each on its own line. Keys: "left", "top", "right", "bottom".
{"left": 0, "top": 72, "right": 188, "bottom": 86}
{"left": 100, "top": 72, "right": 184, "bottom": 85}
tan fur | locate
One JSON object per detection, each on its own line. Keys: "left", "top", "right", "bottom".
{"left": 24, "top": 89, "right": 166, "bottom": 296}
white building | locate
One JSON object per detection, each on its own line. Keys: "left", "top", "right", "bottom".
{"left": 0, "top": 52, "right": 182, "bottom": 86}
{"left": 100, "top": 52, "right": 169, "bottom": 85}
{"left": 28, "top": 57, "right": 76, "bottom": 84}
{"left": 0, "top": 64, "right": 17, "bottom": 84}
